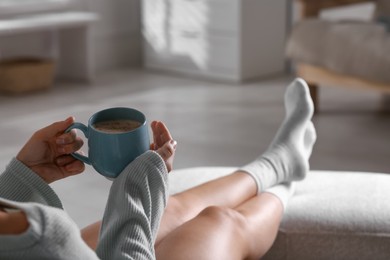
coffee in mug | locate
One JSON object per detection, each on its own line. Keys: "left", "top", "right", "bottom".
{"left": 93, "top": 119, "right": 142, "bottom": 133}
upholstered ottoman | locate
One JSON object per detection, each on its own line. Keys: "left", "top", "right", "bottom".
{"left": 169, "top": 168, "right": 390, "bottom": 260}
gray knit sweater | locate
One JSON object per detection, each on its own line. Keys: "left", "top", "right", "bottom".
{"left": 0, "top": 151, "right": 169, "bottom": 260}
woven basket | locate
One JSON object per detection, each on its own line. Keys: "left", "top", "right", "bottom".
{"left": 0, "top": 58, "right": 55, "bottom": 94}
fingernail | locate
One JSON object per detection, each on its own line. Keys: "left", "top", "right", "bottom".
{"left": 66, "top": 116, "right": 75, "bottom": 123}
{"left": 170, "top": 140, "right": 177, "bottom": 148}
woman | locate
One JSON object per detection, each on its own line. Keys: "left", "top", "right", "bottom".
{"left": 0, "top": 78, "right": 316, "bottom": 259}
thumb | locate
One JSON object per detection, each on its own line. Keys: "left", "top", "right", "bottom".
{"left": 39, "top": 117, "right": 75, "bottom": 137}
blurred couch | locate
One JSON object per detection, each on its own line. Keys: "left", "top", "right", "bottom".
{"left": 286, "top": 0, "right": 390, "bottom": 112}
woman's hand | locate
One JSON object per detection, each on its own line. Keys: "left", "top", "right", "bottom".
{"left": 150, "top": 121, "right": 177, "bottom": 172}
{"left": 16, "top": 117, "right": 85, "bottom": 183}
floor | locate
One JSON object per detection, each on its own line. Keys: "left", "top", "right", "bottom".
{"left": 0, "top": 69, "right": 389, "bottom": 227}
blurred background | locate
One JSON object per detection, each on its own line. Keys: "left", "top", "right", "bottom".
{"left": 0, "top": 0, "right": 388, "bottom": 227}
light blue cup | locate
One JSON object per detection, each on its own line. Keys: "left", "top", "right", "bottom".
{"left": 66, "top": 107, "right": 150, "bottom": 178}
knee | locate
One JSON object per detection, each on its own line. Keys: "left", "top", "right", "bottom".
{"left": 197, "top": 206, "right": 260, "bottom": 259}
{"left": 198, "top": 206, "right": 249, "bottom": 233}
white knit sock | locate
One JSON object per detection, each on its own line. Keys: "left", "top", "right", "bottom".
{"left": 264, "top": 183, "right": 295, "bottom": 211}
{"left": 239, "top": 78, "right": 317, "bottom": 193}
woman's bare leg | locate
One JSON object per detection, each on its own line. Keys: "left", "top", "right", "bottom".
{"left": 81, "top": 221, "right": 101, "bottom": 250}
{"left": 156, "top": 171, "right": 257, "bottom": 244}
{"left": 156, "top": 193, "right": 283, "bottom": 260}
{"left": 81, "top": 171, "right": 257, "bottom": 250}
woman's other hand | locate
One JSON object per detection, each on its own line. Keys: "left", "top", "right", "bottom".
{"left": 150, "top": 121, "right": 177, "bottom": 172}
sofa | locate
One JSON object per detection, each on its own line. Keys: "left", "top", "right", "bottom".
{"left": 286, "top": 0, "right": 390, "bottom": 112}
{"left": 169, "top": 167, "right": 390, "bottom": 260}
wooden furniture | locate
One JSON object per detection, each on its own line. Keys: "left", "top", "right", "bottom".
{"left": 141, "top": 0, "right": 288, "bottom": 82}
{"left": 0, "top": 0, "right": 73, "bottom": 17}
{"left": 0, "top": 12, "right": 98, "bottom": 83}
{"left": 295, "top": 0, "right": 390, "bottom": 112}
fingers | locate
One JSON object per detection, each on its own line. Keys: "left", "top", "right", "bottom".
{"left": 56, "top": 129, "right": 84, "bottom": 155}
{"left": 64, "top": 160, "right": 85, "bottom": 174}
{"left": 151, "top": 120, "right": 173, "bottom": 149}
{"left": 56, "top": 128, "right": 77, "bottom": 145}
{"left": 56, "top": 154, "right": 79, "bottom": 167}
{"left": 151, "top": 121, "right": 158, "bottom": 149}
{"left": 158, "top": 140, "right": 177, "bottom": 159}
{"left": 158, "top": 121, "right": 173, "bottom": 143}
{"left": 56, "top": 155, "right": 85, "bottom": 175}
{"left": 156, "top": 140, "right": 177, "bottom": 172}
{"left": 38, "top": 117, "right": 75, "bottom": 138}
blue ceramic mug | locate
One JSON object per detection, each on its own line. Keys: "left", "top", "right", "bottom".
{"left": 66, "top": 107, "right": 150, "bottom": 178}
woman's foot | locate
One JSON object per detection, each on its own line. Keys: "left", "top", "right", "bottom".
{"left": 151, "top": 121, "right": 177, "bottom": 172}
{"left": 239, "top": 78, "right": 317, "bottom": 192}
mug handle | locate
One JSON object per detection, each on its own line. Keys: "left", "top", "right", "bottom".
{"left": 65, "top": 123, "right": 91, "bottom": 165}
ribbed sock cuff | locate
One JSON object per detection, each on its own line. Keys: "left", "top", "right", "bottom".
{"left": 264, "top": 182, "right": 295, "bottom": 211}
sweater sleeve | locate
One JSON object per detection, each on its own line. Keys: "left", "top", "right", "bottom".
{"left": 0, "top": 198, "right": 99, "bottom": 260}
{"left": 0, "top": 158, "right": 63, "bottom": 209}
{"left": 96, "top": 151, "right": 169, "bottom": 260}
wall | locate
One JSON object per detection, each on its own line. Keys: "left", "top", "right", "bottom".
{"left": 72, "top": 0, "right": 142, "bottom": 72}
